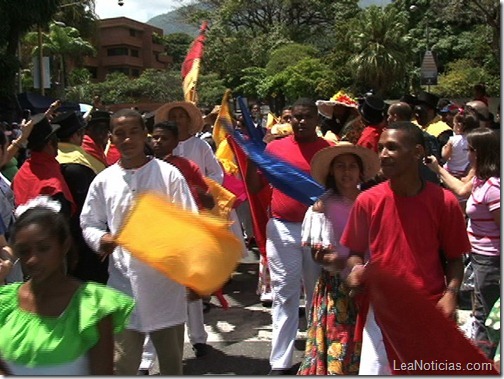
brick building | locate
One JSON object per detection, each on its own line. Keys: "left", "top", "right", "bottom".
{"left": 83, "top": 17, "right": 172, "bottom": 82}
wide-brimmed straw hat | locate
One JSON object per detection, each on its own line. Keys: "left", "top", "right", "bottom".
{"left": 310, "top": 142, "right": 380, "bottom": 185}
{"left": 154, "top": 101, "right": 204, "bottom": 135}
{"left": 316, "top": 90, "right": 359, "bottom": 119}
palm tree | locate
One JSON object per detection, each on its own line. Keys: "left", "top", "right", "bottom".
{"left": 26, "top": 22, "right": 96, "bottom": 95}
{"left": 347, "top": 6, "right": 410, "bottom": 97}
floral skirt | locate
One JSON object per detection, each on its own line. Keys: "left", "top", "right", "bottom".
{"left": 297, "top": 270, "right": 361, "bottom": 375}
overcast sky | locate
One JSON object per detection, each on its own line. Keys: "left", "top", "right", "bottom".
{"left": 95, "top": 0, "right": 182, "bottom": 23}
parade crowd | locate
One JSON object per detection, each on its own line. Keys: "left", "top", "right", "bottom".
{"left": 0, "top": 84, "right": 500, "bottom": 375}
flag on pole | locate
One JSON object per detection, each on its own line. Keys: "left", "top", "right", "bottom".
{"left": 213, "top": 89, "right": 239, "bottom": 174}
{"left": 181, "top": 21, "right": 208, "bottom": 103}
{"left": 115, "top": 191, "right": 241, "bottom": 296}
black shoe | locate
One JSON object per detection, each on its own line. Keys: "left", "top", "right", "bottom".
{"left": 192, "top": 343, "right": 209, "bottom": 358}
{"left": 268, "top": 368, "right": 291, "bottom": 375}
{"left": 137, "top": 369, "right": 149, "bottom": 375}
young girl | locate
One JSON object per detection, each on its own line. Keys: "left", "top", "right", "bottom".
{"left": 297, "top": 142, "right": 379, "bottom": 375}
{"left": 442, "top": 113, "right": 479, "bottom": 178}
{"left": 0, "top": 196, "right": 134, "bottom": 375}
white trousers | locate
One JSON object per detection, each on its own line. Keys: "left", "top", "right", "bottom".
{"left": 359, "top": 306, "right": 391, "bottom": 375}
{"left": 266, "top": 218, "right": 320, "bottom": 369}
{"left": 187, "top": 298, "right": 208, "bottom": 345}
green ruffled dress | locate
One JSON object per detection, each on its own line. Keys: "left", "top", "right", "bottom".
{"left": 0, "top": 282, "right": 134, "bottom": 375}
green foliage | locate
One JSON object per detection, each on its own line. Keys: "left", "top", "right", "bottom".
{"left": 159, "top": 32, "right": 194, "bottom": 69}
{"left": 265, "top": 43, "right": 318, "bottom": 75}
{"left": 434, "top": 59, "right": 499, "bottom": 98}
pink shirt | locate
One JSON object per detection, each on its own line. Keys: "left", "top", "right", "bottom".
{"left": 466, "top": 177, "right": 500, "bottom": 256}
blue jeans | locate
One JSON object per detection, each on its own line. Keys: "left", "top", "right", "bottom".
{"left": 471, "top": 253, "right": 500, "bottom": 359}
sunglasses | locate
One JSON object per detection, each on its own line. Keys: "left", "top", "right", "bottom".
{"left": 463, "top": 146, "right": 476, "bottom": 152}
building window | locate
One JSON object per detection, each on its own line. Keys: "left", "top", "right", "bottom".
{"left": 108, "top": 67, "right": 129, "bottom": 75}
{"left": 129, "top": 29, "right": 137, "bottom": 37}
{"left": 107, "top": 47, "right": 128, "bottom": 56}
{"left": 131, "top": 69, "right": 140, "bottom": 77}
{"left": 131, "top": 49, "right": 139, "bottom": 57}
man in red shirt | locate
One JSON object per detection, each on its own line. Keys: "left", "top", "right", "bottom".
{"left": 356, "top": 94, "right": 386, "bottom": 153}
{"left": 341, "top": 121, "right": 470, "bottom": 374}
{"left": 247, "top": 98, "right": 333, "bottom": 374}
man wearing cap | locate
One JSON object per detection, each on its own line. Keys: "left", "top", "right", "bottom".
{"left": 54, "top": 110, "right": 108, "bottom": 284}
{"left": 12, "top": 114, "right": 75, "bottom": 217}
{"left": 82, "top": 110, "right": 111, "bottom": 171}
{"left": 356, "top": 94, "right": 387, "bottom": 153}
{"left": 246, "top": 98, "right": 333, "bottom": 374}
{"left": 414, "top": 91, "right": 453, "bottom": 149}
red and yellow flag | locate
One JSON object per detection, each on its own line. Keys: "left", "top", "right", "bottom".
{"left": 213, "top": 89, "right": 238, "bottom": 174}
{"left": 181, "top": 21, "right": 208, "bottom": 103}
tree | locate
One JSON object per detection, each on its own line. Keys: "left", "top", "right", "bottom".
{"left": 0, "top": 0, "right": 59, "bottom": 121}
{"left": 158, "top": 32, "right": 193, "bottom": 70}
{"left": 347, "top": 6, "right": 410, "bottom": 97}
{"left": 25, "top": 22, "right": 96, "bottom": 96}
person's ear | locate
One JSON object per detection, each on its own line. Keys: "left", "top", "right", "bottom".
{"left": 414, "top": 144, "right": 425, "bottom": 161}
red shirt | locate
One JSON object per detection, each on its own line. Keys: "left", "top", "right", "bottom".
{"left": 163, "top": 155, "right": 209, "bottom": 210}
{"left": 265, "top": 135, "right": 333, "bottom": 222}
{"left": 356, "top": 124, "right": 383, "bottom": 153}
{"left": 341, "top": 181, "right": 470, "bottom": 300}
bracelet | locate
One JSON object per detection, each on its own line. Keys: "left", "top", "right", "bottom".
{"left": 444, "top": 286, "right": 459, "bottom": 294}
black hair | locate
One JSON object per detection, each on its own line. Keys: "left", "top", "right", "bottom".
{"left": 12, "top": 207, "right": 71, "bottom": 247}
{"left": 152, "top": 121, "right": 179, "bottom": 139}
{"left": 325, "top": 153, "right": 365, "bottom": 192}
{"left": 466, "top": 127, "right": 500, "bottom": 180}
{"left": 292, "top": 98, "right": 317, "bottom": 114}
{"left": 459, "top": 114, "right": 479, "bottom": 134}
{"left": 110, "top": 109, "right": 145, "bottom": 131}
{"left": 386, "top": 121, "right": 426, "bottom": 150}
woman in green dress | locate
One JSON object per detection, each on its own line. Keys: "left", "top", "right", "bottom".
{"left": 0, "top": 196, "right": 134, "bottom": 375}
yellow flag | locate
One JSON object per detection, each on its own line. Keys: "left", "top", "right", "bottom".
{"left": 213, "top": 89, "right": 238, "bottom": 175}
{"left": 115, "top": 192, "right": 241, "bottom": 295}
{"left": 266, "top": 112, "right": 281, "bottom": 130}
{"left": 203, "top": 176, "right": 236, "bottom": 220}
{"left": 212, "top": 89, "right": 232, "bottom": 146}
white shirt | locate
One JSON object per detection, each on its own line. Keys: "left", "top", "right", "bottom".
{"left": 443, "top": 134, "right": 469, "bottom": 175}
{"left": 174, "top": 136, "right": 224, "bottom": 184}
{"left": 80, "top": 158, "right": 198, "bottom": 332}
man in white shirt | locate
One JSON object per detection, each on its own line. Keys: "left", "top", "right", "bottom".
{"left": 80, "top": 109, "right": 198, "bottom": 375}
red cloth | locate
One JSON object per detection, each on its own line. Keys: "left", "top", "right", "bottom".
{"left": 341, "top": 181, "right": 471, "bottom": 300}
{"left": 228, "top": 135, "right": 271, "bottom": 257}
{"left": 82, "top": 135, "right": 108, "bottom": 167}
{"left": 264, "top": 135, "right": 333, "bottom": 222}
{"left": 356, "top": 124, "right": 383, "bottom": 153}
{"left": 106, "top": 143, "right": 121, "bottom": 166}
{"left": 181, "top": 21, "right": 208, "bottom": 79}
{"left": 363, "top": 262, "right": 498, "bottom": 375}
{"left": 12, "top": 151, "right": 76, "bottom": 214}
{"left": 164, "top": 155, "right": 209, "bottom": 211}
{"left": 222, "top": 172, "right": 247, "bottom": 208}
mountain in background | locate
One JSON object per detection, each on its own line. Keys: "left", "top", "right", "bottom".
{"left": 147, "top": 9, "right": 199, "bottom": 36}
{"left": 147, "top": 0, "right": 393, "bottom": 36}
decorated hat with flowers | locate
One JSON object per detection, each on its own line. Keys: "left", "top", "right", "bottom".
{"left": 316, "top": 90, "right": 359, "bottom": 119}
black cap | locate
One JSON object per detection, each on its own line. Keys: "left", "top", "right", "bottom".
{"left": 52, "top": 111, "right": 85, "bottom": 139}
{"left": 27, "top": 114, "right": 60, "bottom": 150}
{"left": 87, "top": 110, "right": 111, "bottom": 128}
{"left": 358, "top": 95, "right": 386, "bottom": 124}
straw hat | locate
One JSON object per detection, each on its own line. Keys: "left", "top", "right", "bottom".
{"left": 154, "top": 101, "right": 204, "bottom": 135}
{"left": 316, "top": 90, "right": 359, "bottom": 119}
{"left": 310, "top": 142, "right": 380, "bottom": 185}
